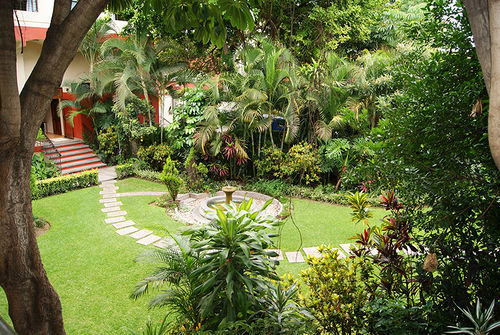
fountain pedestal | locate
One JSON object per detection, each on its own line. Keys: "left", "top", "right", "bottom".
{"left": 222, "top": 186, "right": 237, "bottom": 204}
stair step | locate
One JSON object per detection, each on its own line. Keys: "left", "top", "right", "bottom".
{"left": 52, "top": 153, "right": 97, "bottom": 163}
{"left": 42, "top": 139, "right": 82, "bottom": 148}
{"left": 61, "top": 162, "right": 106, "bottom": 175}
{"left": 43, "top": 144, "right": 88, "bottom": 154}
{"left": 45, "top": 148, "right": 93, "bottom": 159}
{"left": 58, "top": 157, "right": 102, "bottom": 169}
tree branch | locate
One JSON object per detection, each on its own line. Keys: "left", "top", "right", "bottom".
{"left": 0, "top": 0, "right": 21, "bottom": 151}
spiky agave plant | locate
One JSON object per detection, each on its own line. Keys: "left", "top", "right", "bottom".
{"left": 447, "top": 299, "right": 500, "bottom": 335}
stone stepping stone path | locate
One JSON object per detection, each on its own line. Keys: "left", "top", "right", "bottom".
{"left": 285, "top": 251, "right": 305, "bottom": 263}
{"left": 266, "top": 249, "right": 284, "bottom": 261}
{"left": 129, "top": 229, "right": 153, "bottom": 239}
{"left": 137, "top": 235, "right": 162, "bottom": 245}
{"left": 97, "top": 169, "right": 163, "bottom": 247}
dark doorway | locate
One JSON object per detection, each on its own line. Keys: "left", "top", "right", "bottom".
{"left": 50, "top": 99, "right": 62, "bottom": 135}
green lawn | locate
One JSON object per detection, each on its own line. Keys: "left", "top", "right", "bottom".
{"left": 0, "top": 178, "right": 387, "bottom": 333}
{"left": 0, "top": 186, "right": 165, "bottom": 334}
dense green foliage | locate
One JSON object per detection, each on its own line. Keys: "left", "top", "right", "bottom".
{"left": 371, "top": 2, "right": 500, "bottom": 327}
{"left": 31, "top": 153, "right": 60, "bottom": 180}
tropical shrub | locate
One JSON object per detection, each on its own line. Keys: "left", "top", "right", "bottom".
{"left": 132, "top": 200, "right": 285, "bottom": 332}
{"left": 30, "top": 169, "right": 38, "bottom": 196}
{"left": 371, "top": 2, "right": 500, "bottom": 327}
{"left": 254, "top": 147, "right": 284, "bottom": 179}
{"left": 32, "top": 170, "right": 98, "bottom": 199}
{"left": 300, "top": 247, "right": 371, "bottom": 334}
{"left": 97, "top": 126, "right": 120, "bottom": 164}
{"left": 31, "top": 153, "right": 60, "bottom": 180}
{"left": 244, "top": 179, "right": 379, "bottom": 206}
{"left": 184, "top": 148, "right": 208, "bottom": 192}
{"left": 134, "top": 169, "right": 161, "bottom": 182}
{"left": 280, "top": 143, "right": 321, "bottom": 185}
{"left": 346, "top": 191, "right": 373, "bottom": 225}
{"left": 166, "top": 88, "right": 207, "bottom": 155}
{"left": 362, "top": 296, "right": 433, "bottom": 334}
{"left": 137, "top": 143, "right": 173, "bottom": 171}
{"left": 159, "top": 157, "right": 183, "bottom": 201}
{"left": 115, "top": 163, "right": 135, "bottom": 179}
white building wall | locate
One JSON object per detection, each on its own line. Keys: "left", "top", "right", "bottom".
{"left": 14, "top": 0, "right": 126, "bottom": 92}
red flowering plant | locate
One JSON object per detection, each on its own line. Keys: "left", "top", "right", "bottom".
{"left": 349, "top": 190, "right": 425, "bottom": 304}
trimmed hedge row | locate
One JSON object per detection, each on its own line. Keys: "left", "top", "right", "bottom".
{"left": 115, "top": 163, "right": 161, "bottom": 182}
{"left": 244, "top": 179, "right": 380, "bottom": 206}
{"left": 32, "top": 169, "right": 98, "bottom": 200}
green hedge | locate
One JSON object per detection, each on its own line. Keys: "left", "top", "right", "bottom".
{"left": 115, "top": 163, "right": 135, "bottom": 179}
{"left": 32, "top": 169, "right": 98, "bottom": 200}
{"left": 115, "top": 163, "right": 161, "bottom": 182}
{"left": 245, "top": 179, "right": 380, "bottom": 206}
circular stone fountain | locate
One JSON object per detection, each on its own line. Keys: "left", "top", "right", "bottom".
{"left": 171, "top": 188, "right": 283, "bottom": 224}
{"left": 199, "top": 186, "right": 258, "bottom": 219}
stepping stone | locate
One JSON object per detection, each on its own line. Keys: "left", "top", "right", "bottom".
{"left": 129, "top": 229, "right": 153, "bottom": 239}
{"left": 100, "top": 198, "right": 118, "bottom": 203}
{"left": 112, "top": 220, "right": 135, "bottom": 229}
{"left": 100, "top": 180, "right": 117, "bottom": 185}
{"left": 104, "top": 201, "right": 122, "bottom": 208}
{"left": 285, "top": 251, "right": 305, "bottom": 263}
{"left": 100, "top": 190, "right": 116, "bottom": 195}
{"left": 107, "top": 210, "right": 127, "bottom": 217}
{"left": 153, "top": 238, "right": 179, "bottom": 250}
{"left": 137, "top": 234, "right": 161, "bottom": 245}
{"left": 266, "top": 249, "right": 284, "bottom": 261}
{"left": 101, "top": 206, "right": 121, "bottom": 213}
{"left": 99, "top": 185, "right": 118, "bottom": 190}
{"left": 154, "top": 239, "right": 169, "bottom": 249}
{"left": 105, "top": 216, "right": 126, "bottom": 224}
{"left": 101, "top": 188, "right": 118, "bottom": 193}
{"left": 102, "top": 194, "right": 117, "bottom": 199}
{"left": 340, "top": 244, "right": 355, "bottom": 255}
{"left": 303, "top": 247, "right": 323, "bottom": 259}
{"left": 332, "top": 248, "right": 347, "bottom": 258}
{"left": 116, "top": 226, "right": 138, "bottom": 235}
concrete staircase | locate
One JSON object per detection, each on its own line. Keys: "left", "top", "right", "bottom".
{"left": 42, "top": 138, "right": 106, "bottom": 175}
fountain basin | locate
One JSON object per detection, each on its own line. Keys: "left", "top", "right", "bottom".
{"left": 200, "top": 195, "right": 257, "bottom": 218}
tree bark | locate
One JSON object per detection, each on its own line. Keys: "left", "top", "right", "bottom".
{"left": 463, "top": 0, "right": 500, "bottom": 170}
{"left": 489, "top": 0, "right": 500, "bottom": 170}
{"left": 0, "top": 0, "right": 109, "bottom": 333}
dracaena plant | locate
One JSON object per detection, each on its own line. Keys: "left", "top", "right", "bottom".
{"left": 185, "top": 198, "right": 281, "bottom": 328}
{"left": 350, "top": 190, "right": 422, "bottom": 304}
{"left": 346, "top": 191, "right": 373, "bottom": 225}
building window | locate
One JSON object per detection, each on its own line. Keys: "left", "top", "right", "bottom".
{"left": 14, "top": 0, "right": 38, "bottom": 12}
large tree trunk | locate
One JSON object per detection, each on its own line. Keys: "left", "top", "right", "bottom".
{"left": 0, "top": 1, "right": 109, "bottom": 333}
{"left": 488, "top": 1, "right": 500, "bottom": 170}
{"left": 463, "top": 0, "right": 500, "bottom": 170}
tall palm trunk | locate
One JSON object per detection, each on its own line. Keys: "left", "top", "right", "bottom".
{"left": 140, "top": 76, "right": 153, "bottom": 126}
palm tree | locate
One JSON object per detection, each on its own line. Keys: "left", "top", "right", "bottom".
{"left": 100, "top": 30, "right": 184, "bottom": 126}
{"left": 348, "top": 50, "right": 394, "bottom": 128}
{"left": 303, "top": 53, "right": 354, "bottom": 142}
{"left": 78, "top": 17, "right": 115, "bottom": 73}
